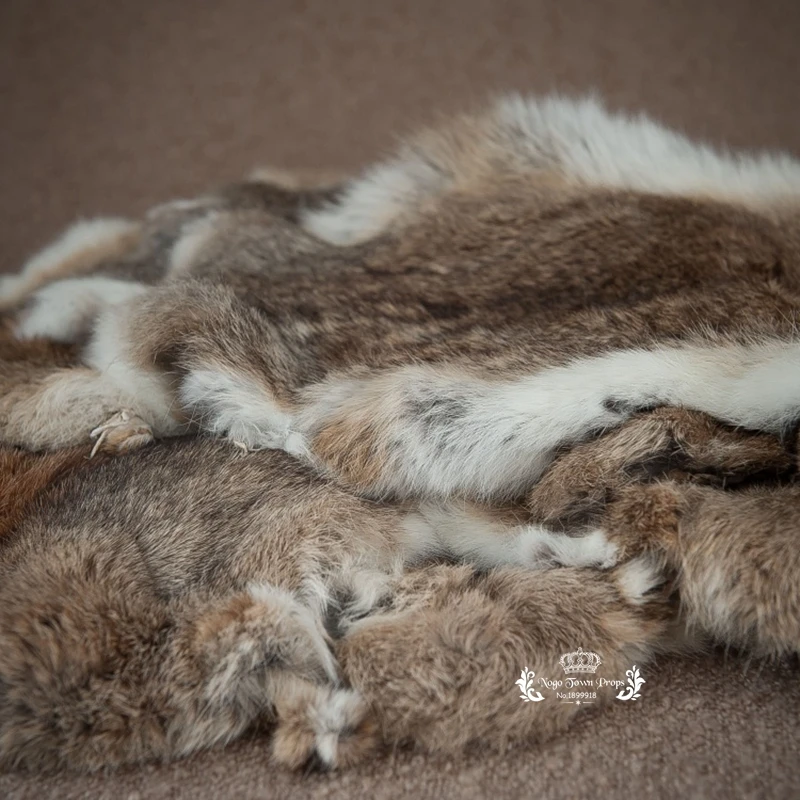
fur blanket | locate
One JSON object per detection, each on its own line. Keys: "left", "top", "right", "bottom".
{"left": 1, "top": 97, "right": 800, "bottom": 778}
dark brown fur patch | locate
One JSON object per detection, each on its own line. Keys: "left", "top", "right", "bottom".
{"left": 0, "top": 447, "right": 96, "bottom": 540}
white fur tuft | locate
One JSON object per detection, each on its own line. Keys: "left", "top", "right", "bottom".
{"left": 308, "top": 689, "right": 366, "bottom": 767}
{"left": 616, "top": 556, "right": 664, "bottom": 604}
{"left": 15, "top": 277, "right": 148, "bottom": 342}
{"left": 1, "top": 218, "right": 139, "bottom": 309}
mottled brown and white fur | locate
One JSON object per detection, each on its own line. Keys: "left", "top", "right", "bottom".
{"left": 0, "top": 322, "right": 665, "bottom": 774}
{"left": 1, "top": 328, "right": 797, "bottom": 772}
{"left": 0, "top": 430, "right": 662, "bottom": 773}
{"left": 522, "top": 406, "right": 800, "bottom": 659}
{"left": 5, "top": 396, "right": 800, "bottom": 773}
{"left": 4, "top": 96, "right": 800, "bottom": 512}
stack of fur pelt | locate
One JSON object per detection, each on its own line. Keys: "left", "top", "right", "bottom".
{"left": 1, "top": 96, "right": 800, "bottom": 774}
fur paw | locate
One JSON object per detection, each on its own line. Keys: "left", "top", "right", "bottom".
{"left": 180, "top": 368, "right": 310, "bottom": 457}
{"left": 90, "top": 410, "right": 154, "bottom": 456}
{"left": 272, "top": 683, "right": 379, "bottom": 770}
{"left": 566, "top": 528, "right": 620, "bottom": 569}
{"left": 614, "top": 555, "right": 668, "bottom": 605}
{"left": 193, "top": 586, "right": 339, "bottom": 715}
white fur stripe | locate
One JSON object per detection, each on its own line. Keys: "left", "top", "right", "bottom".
{"left": 298, "top": 341, "right": 800, "bottom": 499}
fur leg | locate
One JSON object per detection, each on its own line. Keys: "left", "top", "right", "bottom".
{"left": 0, "top": 366, "right": 137, "bottom": 450}
{"left": 0, "top": 303, "right": 179, "bottom": 451}
{"left": 603, "top": 481, "right": 800, "bottom": 658}
{"left": 89, "top": 410, "right": 154, "bottom": 456}
{"left": 526, "top": 407, "right": 790, "bottom": 527}
{"left": 419, "top": 504, "right": 618, "bottom": 569}
{"left": 0, "top": 361, "right": 180, "bottom": 451}
{"left": 301, "top": 344, "right": 800, "bottom": 501}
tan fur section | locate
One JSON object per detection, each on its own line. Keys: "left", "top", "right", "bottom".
{"left": 311, "top": 420, "right": 388, "bottom": 491}
{"left": 604, "top": 481, "right": 800, "bottom": 658}
{"left": 526, "top": 407, "right": 790, "bottom": 527}
{"left": 337, "top": 562, "right": 669, "bottom": 754}
{"left": 0, "top": 327, "right": 111, "bottom": 538}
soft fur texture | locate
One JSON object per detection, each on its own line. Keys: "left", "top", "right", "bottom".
{"left": 1, "top": 372, "right": 794, "bottom": 772}
{"left": 3, "top": 96, "right": 800, "bottom": 507}
{"left": 0, "top": 322, "right": 647, "bottom": 774}
{"left": 3, "top": 96, "right": 800, "bottom": 774}
{"left": 0, "top": 429, "right": 661, "bottom": 773}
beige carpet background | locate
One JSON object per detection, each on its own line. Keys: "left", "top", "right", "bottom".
{"left": 2, "top": 1, "right": 800, "bottom": 798}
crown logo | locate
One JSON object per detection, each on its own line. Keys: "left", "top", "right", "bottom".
{"left": 559, "top": 648, "right": 602, "bottom": 675}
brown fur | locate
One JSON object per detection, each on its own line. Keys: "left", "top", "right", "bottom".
{"left": 603, "top": 481, "right": 800, "bottom": 658}
{"left": 93, "top": 177, "right": 339, "bottom": 285}
{"left": 3, "top": 110, "right": 800, "bottom": 775}
{"left": 0, "top": 447, "right": 95, "bottom": 540}
{"left": 6, "top": 128, "right": 800, "bottom": 498}
{"left": 526, "top": 407, "right": 792, "bottom": 528}
{"left": 0, "top": 318, "right": 79, "bottom": 366}
{"left": 0, "top": 436, "right": 665, "bottom": 773}
{"left": 337, "top": 562, "right": 669, "bottom": 755}
{"left": 513, "top": 407, "right": 800, "bottom": 658}
{"left": 128, "top": 186, "right": 800, "bottom": 378}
